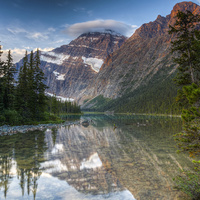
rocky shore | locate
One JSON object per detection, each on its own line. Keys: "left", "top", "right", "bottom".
{"left": 0, "top": 121, "right": 80, "bottom": 136}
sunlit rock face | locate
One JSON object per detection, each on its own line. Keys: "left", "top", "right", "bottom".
{"left": 81, "top": 2, "right": 200, "bottom": 106}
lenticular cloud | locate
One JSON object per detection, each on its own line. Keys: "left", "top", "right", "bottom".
{"left": 64, "top": 20, "right": 137, "bottom": 37}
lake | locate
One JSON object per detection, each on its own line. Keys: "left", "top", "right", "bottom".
{"left": 0, "top": 114, "right": 193, "bottom": 200}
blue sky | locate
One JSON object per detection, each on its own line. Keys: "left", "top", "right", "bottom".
{"left": 1, "top": 0, "right": 200, "bottom": 62}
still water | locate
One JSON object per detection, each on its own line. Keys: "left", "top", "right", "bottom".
{"left": 0, "top": 114, "right": 193, "bottom": 200}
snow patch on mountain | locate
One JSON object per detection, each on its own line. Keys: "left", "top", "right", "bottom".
{"left": 90, "top": 38, "right": 99, "bottom": 41}
{"left": 46, "top": 92, "right": 74, "bottom": 102}
{"left": 71, "top": 56, "right": 79, "bottom": 60}
{"left": 41, "top": 51, "right": 70, "bottom": 65}
{"left": 53, "top": 71, "right": 65, "bottom": 80}
{"left": 53, "top": 71, "right": 60, "bottom": 76}
{"left": 82, "top": 56, "right": 104, "bottom": 72}
{"left": 57, "top": 74, "right": 65, "bottom": 80}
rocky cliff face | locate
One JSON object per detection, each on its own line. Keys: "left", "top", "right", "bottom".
{"left": 80, "top": 1, "right": 200, "bottom": 106}
{"left": 38, "top": 30, "right": 126, "bottom": 99}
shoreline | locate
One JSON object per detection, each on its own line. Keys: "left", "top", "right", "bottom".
{"left": 0, "top": 112, "right": 181, "bottom": 136}
{"left": 0, "top": 120, "right": 80, "bottom": 136}
{"left": 83, "top": 112, "right": 181, "bottom": 118}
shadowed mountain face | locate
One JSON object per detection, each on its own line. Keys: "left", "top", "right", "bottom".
{"left": 15, "top": 30, "right": 126, "bottom": 100}
{"left": 80, "top": 1, "right": 200, "bottom": 106}
{"left": 38, "top": 31, "right": 126, "bottom": 99}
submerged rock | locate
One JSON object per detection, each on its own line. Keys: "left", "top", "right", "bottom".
{"left": 81, "top": 120, "right": 90, "bottom": 127}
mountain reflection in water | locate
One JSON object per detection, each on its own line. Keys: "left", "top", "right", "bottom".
{"left": 0, "top": 115, "right": 193, "bottom": 199}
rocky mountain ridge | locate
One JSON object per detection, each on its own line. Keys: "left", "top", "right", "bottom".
{"left": 39, "top": 30, "right": 126, "bottom": 100}
{"left": 80, "top": 1, "right": 200, "bottom": 109}
{"left": 16, "top": 30, "right": 127, "bottom": 101}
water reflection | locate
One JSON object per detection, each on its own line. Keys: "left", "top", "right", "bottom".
{"left": 0, "top": 115, "right": 193, "bottom": 199}
{"left": 43, "top": 125, "right": 127, "bottom": 197}
{"left": 0, "top": 130, "right": 47, "bottom": 199}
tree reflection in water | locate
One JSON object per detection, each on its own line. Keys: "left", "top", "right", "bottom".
{"left": 0, "top": 130, "right": 48, "bottom": 199}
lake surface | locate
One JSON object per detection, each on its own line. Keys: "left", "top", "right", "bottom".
{"left": 0, "top": 114, "right": 193, "bottom": 200}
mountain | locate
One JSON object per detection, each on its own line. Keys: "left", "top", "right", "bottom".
{"left": 15, "top": 30, "right": 126, "bottom": 100}
{"left": 15, "top": 1, "right": 200, "bottom": 114}
{"left": 38, "top": 30, "right": 126, "bottom": 100}
{"left": 80, "top": 1, "right": 200, "bottom": 113}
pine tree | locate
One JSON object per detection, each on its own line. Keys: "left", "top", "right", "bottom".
{"left": 34, "top": 49, "right": 48, "bottom": 120}
{"left": 15, "top": 51, "right": 29, "bottom": 119}
{"left": 169, "top": 10, "right": 200, "bottom": 86}
{"left": 170, "top": 10, "right": 200, "bottom": 199}
{"left": 2, "top": 50, "right": 16, "bottom": 110}
{"left": 0, "top": 44, "right": 4, "bottom": 113}
{"left": 169, "top": 10, "right": 200, "bottom": 157}
{"left": 27, "top": 51, "right": 36, "bottom": 120}
{"left": 0, "top": 44, "right": 5, "bottom": 124}
{"left": 52, "top": 94, "right": 58, "bottom": 115}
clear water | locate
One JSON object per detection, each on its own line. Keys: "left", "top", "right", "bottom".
{"left": 0, "top": 114, "right": 193, "bottom": 200}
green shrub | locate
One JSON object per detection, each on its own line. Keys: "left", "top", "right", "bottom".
{"left": 0, "top": 115, "right": 5, "bottom": 125}
{"left": 174, "top": 170, "right": 200, "bottom": 200}
{"left": 4, "top": 110, "right": 21, "bottom": 125}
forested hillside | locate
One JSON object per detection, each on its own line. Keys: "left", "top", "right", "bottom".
{"left": 0, "top": 48, "right": 81, "bottom": 125}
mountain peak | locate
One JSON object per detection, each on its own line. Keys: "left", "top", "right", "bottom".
{"left": 170, "top": 1, "right": 200, "bottom": 18}
{"left": 101, "top": 29, "right": 123, "bottom": 36}
{"left": 131, "top": 1, "right": 200, "bottom": 40}
{"left": 79, "top": 29, "right": 123, "bottom": 37}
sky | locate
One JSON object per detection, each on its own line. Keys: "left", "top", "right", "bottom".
{"left": 1, "top": 0, "right": 200, "bottom": 62}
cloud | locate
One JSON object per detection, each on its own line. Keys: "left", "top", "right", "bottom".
{"left": 7, "top": 27, "right": 27, "bottom": 34}
{"left": 47, "top": 27, "right": 56, "bottom": 32}
{"left": 63, "top": 20, "right": 137, "bottom": 38}
{"left": 2, "top": 48, "right": 26, "bottom": 63}
{"left": 7, "top": 26, "right": 54, "bottom": 41}
{"left": 2, "top": 47, "right": 54, "bottom": 63}
{"left": 26, "top": 32, "right": 49, "bottom": 40}
{"left": 33, "top": 47, "right": 54, "bottom": 52}
{"left": 51, "top": 39, "right": 65, "bottom": 44}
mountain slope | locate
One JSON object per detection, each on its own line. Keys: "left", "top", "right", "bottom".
{"left": 81, "top": 1, "right": 200, "bottom": 113}
{"left": 39, "top": 30, "right": 126, "bottom": 99}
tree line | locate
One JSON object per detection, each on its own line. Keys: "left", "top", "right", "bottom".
{"left": 0, "top": 47, "right": 81, "bottom": 125}
{"left": 47, "top": 95, "right": 81, "bottom": 116}
{"left": 83, "top": 73, "right": 180, "bottom": 115}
